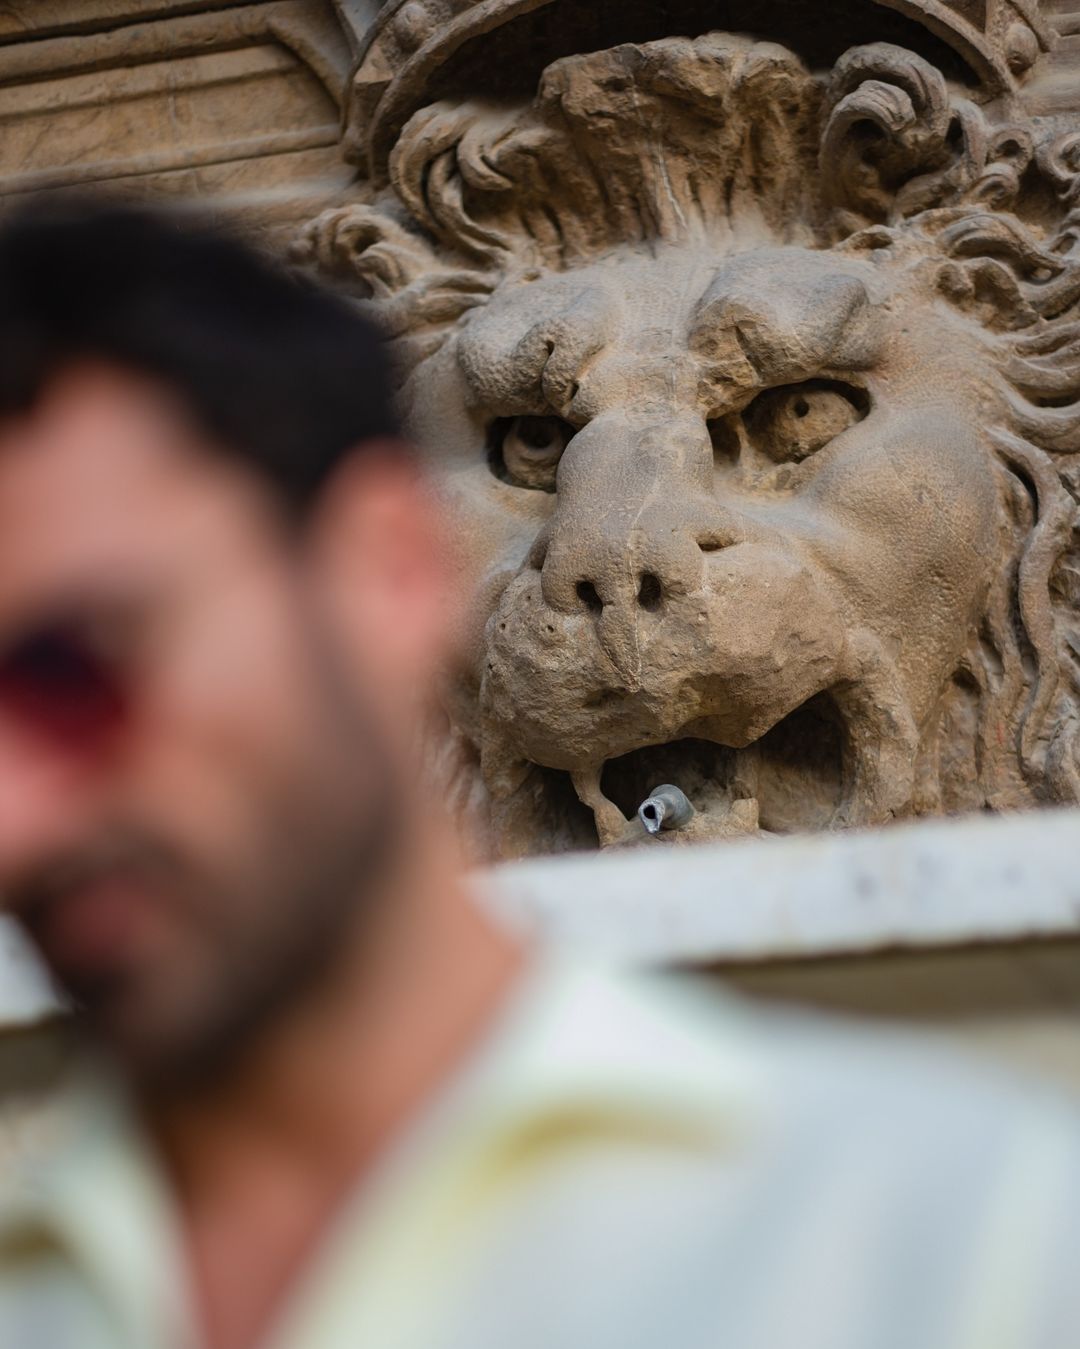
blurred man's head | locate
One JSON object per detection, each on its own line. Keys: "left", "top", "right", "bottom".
{"left": 0, "top": 200, "right": 455, "bottom": 1084}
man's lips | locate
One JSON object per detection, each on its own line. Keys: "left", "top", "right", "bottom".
{"left": 22, "top": 874, "right": 155, "bottom": 980}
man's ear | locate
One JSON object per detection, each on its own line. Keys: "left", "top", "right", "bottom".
{"left": 305, "top": 442, "right": 456, "bottom": 687}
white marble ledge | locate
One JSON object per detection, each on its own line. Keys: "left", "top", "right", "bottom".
{"left": 2, "top": 807, "right": 1080, "bottom": 1027}
{"left": 475, "top": 807, "right": 1080, "bottom": 966}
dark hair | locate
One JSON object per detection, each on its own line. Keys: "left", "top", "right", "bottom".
{"left": 0, "top": 197, "right": 401, "bottom": 512}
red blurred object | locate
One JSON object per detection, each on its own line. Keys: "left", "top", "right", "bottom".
{"left": 0, "top": 618, "right": 129, "bottom": 754}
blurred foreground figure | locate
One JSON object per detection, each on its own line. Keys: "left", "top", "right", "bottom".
{"left": 0, "top": 200, "right": 1077, "bottom": 1349}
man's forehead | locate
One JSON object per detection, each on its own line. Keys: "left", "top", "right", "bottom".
{"left": 0, "top": 363, "right": 265, "bottom": 614}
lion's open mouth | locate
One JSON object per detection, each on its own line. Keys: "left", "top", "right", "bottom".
{"left": 521, "top": 692, "right": 847, "bottom": 851}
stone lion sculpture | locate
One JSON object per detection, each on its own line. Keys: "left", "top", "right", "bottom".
{"left": 297, "top": 34, "right": 1080, "bottom": 858}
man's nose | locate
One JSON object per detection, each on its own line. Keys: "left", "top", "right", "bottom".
{"left": 538, "top": 408, "right": 732, "bottom": 616}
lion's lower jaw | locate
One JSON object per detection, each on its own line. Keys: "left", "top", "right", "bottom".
{"left": 470, "top": 682, "right": 922, "bottom": 859}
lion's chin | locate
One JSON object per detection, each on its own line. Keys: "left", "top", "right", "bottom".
{"left": 492, "top": 690, "right": 848, "bottom": 854}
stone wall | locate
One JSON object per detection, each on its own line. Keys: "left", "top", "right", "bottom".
{"left": 1, "top": 3, "right": 1080, "bottom": 1083}
{"left": 0, "top": 2, "right": 361, "bottom": 233}
{"left": 313, "top": 0, "right": 1080, "bottom": 863}
{"left": 8, "top": 2, "right": 1080, "bottom": 861}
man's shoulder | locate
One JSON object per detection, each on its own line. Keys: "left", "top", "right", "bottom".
{"left": 434, "top": 963, "right": 1080, "bottom": 1349}
{"left": 0, "top": 1064, "right": 144, "bottom": 1238}
{"left": 536, "top": 961, "right": 1080, "bottom": 1188}
{"left": 633, "top": 965, "right": 1080, "bottom": 1138}
{"left": 469, "top": 964, "right": 1080, "bottom": 1349}
{"left": 0, "top": 1090, "right": 73, "bottom": 1185}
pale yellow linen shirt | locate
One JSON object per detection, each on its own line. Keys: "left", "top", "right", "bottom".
{"left": 1, "top": 961, "right": 1079, "bottom": 1349}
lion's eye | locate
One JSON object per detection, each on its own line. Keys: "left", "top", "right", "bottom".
{"left": 743, "top": 380, "right": 868, "bottom": 463}
{"left": 489, "top": 415, "right": 574, "bottom": 492}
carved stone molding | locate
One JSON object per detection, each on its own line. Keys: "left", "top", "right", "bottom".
{"left": 0, "top": 0, "right": 356, "bottom": 231}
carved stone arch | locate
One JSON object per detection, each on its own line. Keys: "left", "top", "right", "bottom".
{"left": 342, "top": 0, "right": 1055, "bottom": 177}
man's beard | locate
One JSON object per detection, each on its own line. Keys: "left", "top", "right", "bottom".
{"left": 8, "top": 660, "right": 403, "bottom": 1093}
{"left": 149, "top": 760, "right": 399, "bottom": 1096}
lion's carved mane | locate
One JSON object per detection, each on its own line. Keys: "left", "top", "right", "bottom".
{"left": 297, "top": 35, "right": 1080, "bottom": 848}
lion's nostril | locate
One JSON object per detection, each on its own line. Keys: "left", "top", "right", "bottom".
{"left": 637, "top": 573, "right": 663, "bottom": 611}
{"left": 576, "top": 580, "right": 603, "bottom": 613}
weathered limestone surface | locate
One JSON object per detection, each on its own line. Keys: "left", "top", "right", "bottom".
{"left": 0, "top": 1, "right": 364, "bottom": 236}
{"left": 1, "top": 4, "right": 1080, "bottom": 1075}
{"left": 295, "top": 0, "right": 1080, "bottom": 863}
{"left": 6, "top": 1, "right": 1080, "bottom": 864}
